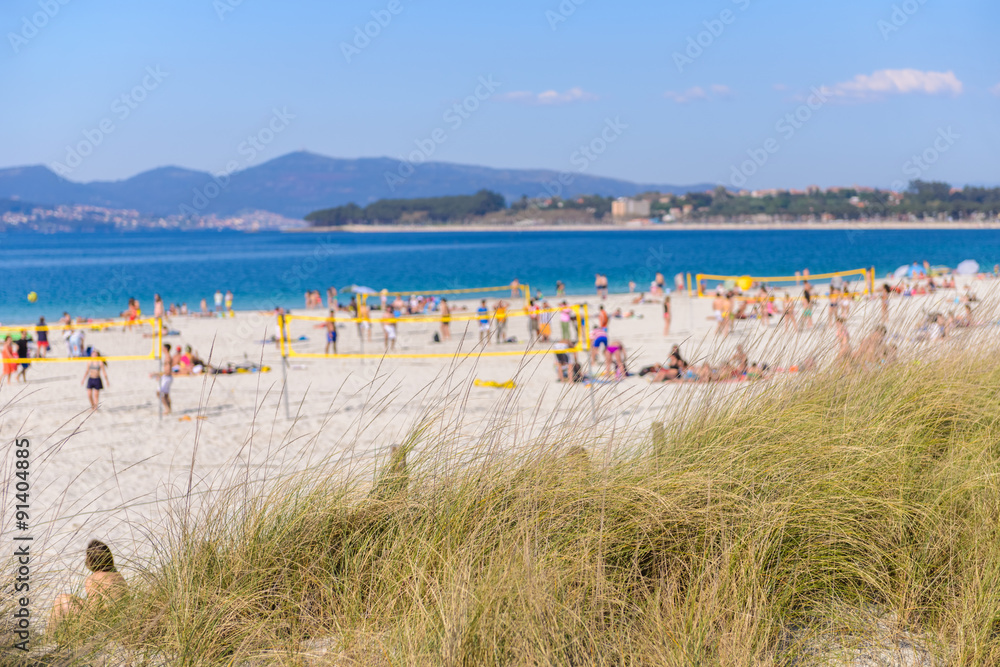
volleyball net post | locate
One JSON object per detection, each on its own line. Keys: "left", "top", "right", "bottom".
{"left": 694, "top": 268, "right": 871, "bottom": 299}
{"left": 278, "top": 313, "right": 291, "bottom": 420}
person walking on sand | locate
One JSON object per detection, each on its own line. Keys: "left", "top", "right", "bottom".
{"left": 440, "top": 298, "right": 452, "bottom": 341}
{"left": 477, "top": 299, "right": 490, "bottom": 344}
{"left": 15, "top": 330, "right": 31, "bottom": 383}
{"left": 225, "top": 290, "right": 233, "bottom": 316}
{"left": 49, "top": 540, "right": 127, "bottom": 628}
{"left": 325, "top": 310, "right": 337, "bottom": 355}
{"left": 214, "top": 290, "right": 223, "bottom": 316}
{"left": 157, "top": 343, "right": 173, "bottom": 414}
{"left": 82, "top": 348, "right": 109, "bottom": 410}
{"left": 35, "top": 316, "right": 49, "bottom": 358}
{"left": 662, "top": 296, "right": 671, "bottom": 336}
{"left": 383, "top": 309, "right": 397, "bottom": 352}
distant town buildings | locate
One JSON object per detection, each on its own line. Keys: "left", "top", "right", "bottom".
{"left": 611, "top": 197, "right": 651, "bottom": 219}
{"left": 0, "top": 203, "right": 305, "bottom": 232}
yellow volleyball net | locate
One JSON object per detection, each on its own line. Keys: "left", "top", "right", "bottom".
{"left": 0, "top": 318, "right": 163, "bottom": 364}
{"left": 359, "top": 283, "right": 532, "bottom": 310}
{"left": 279, "top": 303, "right": 589, "bottom": 360}
{"left": 695, "top": 268, "right": 872, "bottom": 298}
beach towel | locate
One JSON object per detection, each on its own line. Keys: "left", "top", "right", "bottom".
{"left": 473, "top": 379, "right": 515, "bottom": 389}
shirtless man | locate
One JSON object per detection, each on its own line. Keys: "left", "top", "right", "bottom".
{"left": 781, "top": 292, "right": 796, "bottom": 332}
{"left": 712, "top": 293, "right": 728, "bottom": 335}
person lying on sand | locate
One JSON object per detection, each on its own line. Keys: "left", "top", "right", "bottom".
{"left": 49, "top": 540, "right": 127, "bottom": 628}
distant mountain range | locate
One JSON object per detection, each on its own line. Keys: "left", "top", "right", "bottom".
{"left": 0, "top": 152, "right": 716, "bottom": 220}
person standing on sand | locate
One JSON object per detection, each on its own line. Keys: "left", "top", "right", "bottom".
{"left": 510, "top": 279, "right": 520, "bottom": 299}
{"left": 597, "top": 304, "right": 609, "bottom": 333}
{"left": 360, "top": 299, "right": 372, "bottom": 342}
{"left": 327, "top": 287, "right": 337, "bottom": 310}
{"left": 214, "top": 290, "right": 223, "bottom": 316}
{"left": 781, "top": 293, "right": 796, "bottom": 332}
{"left": 153, "top": 294, "right": 165, "bottom": 322}
{"left": 495, "top": 300, "right": 508, "bottom": 343}
{"left": 15, "top": 331, "right": 31, "bottom": 383}
{"left": 440, "top": 298, "right": 452, "bottom": 341}
{"left": 82, "top": 349, "right": 109, "bottom": 410}
{"left": 1, "top": 336, "right": 16, "bottom": 385}
{"left": 157, "top": 343, "right": 173, "bottom": 414}
{"left": 383, "top": 309, "right": 397, "bottom": 352}
{"left": 477, "top": 300, "right": 490, "bottom": 344}
{"left": 662, "top": 296, "right": 671, "bottom": 336}
{"left": 36, "top": 316, "right": 49, "bottom": 358}
{"left": 527, "top": 301, "right": 539, "bottom": 343}
{"left": 225, "top": 290, "right": 233, "bottom": 316}
{"left": 325, "top": 310, "right": 337, "bottom": 355}
{"left": 559, "top": 301, "right": 573, "bottom": 341}
{"left": 59, "top": 312, "right": 73, "bottom": 354}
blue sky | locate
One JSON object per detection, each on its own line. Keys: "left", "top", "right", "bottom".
{"left": 2, "top": 0, "right": 997, "bottom": 190}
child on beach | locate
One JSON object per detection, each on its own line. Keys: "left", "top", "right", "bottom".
{"left": 325, "top": 310, "right": 337, "bottom": 355}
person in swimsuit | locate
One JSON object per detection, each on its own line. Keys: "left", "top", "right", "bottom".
{"left": 36, "top": 316, "right": 49, "bottom": 358}
{"left": 880, "top": 283, "right": 891, "bottom": 324}
{"left": 781, "top": 293, "right": 796, "bottom": 332}
{"left": 604, "top": 341, "right": 627, "bottom": 379}
{"left": 15, "top": 330, "right": 31, "bottom": 383}
{"left": 801, "top": 287, "right": 814, "bottom": 330}
{"left": 828, "top": 289, "right": 839, "bottom": 327}
{"left": 324, "top": 310, "right": 337, "bottom": 355}
{"left": 477, "top": 300, "right": 490, "bottom": 344}
{"left": 662, "top": 296, "right": 671, "bottom": 336}
{"left": 1, "top": 336, "right": 16, "bottom": 385}
{"left": 157, "top": 343, "right": 173, "bottom": 414}
{"left": 383, "top": 309, "right": 397, "bottom": 352}
{"left": 49, "top": 539, "right": 128, "bottom": 628}
{"left": 440, "top": 298, "right": 451, "bottom": 341}
{"left": 153, "top": 293, "right": 165, "bottom": 321}
{"left": 225, "top": 290, "right": 233, "bottom": 316}
{"left": 82, "top": 349, "right": 109, "bottom": 410}
{"left": 495, "top": 300, "right": 508, "bottom": 343}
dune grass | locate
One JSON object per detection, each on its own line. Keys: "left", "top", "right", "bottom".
{"left": 19, "top": 344, "right": 1000, "bottom": 665}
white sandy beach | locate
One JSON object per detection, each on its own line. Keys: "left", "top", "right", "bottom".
{"left": 1, "top": 279, "right": 994, "bottom": 610}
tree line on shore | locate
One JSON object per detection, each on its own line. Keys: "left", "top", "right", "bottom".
{"left": 305, "top": 180, "right": 1000, "bottom": 226}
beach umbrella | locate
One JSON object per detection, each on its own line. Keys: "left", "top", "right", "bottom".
{"left": 340, "top": 285, "right": 377, "bottom": 295}
{"left": 892, "top": 265, "right": 909, "bottom": 280}
{"left": 955, "top": 260, "right": 980, "bottom": 276}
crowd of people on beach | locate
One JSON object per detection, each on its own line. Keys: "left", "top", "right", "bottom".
{"left": 2, "top": 261, "right": 991, "bottom": 413}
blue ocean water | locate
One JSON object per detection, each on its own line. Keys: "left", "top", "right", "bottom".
{"left": 2, "top": 228, "right": 999, "bottom": 323}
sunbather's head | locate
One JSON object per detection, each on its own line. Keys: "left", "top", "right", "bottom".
{"left": 86, "top": 540, "right": 117, "bottom": 573}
